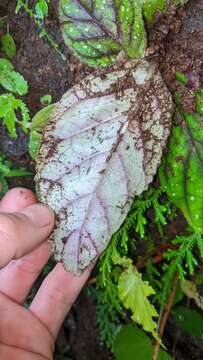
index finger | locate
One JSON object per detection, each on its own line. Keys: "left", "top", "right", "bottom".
{"left": 0, "top": 203, "right": 54, "bottom": 268}
{"left": 30, "top": 263, "right": 92, "bottom": 339}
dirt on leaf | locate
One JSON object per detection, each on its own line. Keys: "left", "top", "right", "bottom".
{"left": 0, "top": 0, "right": 202, "bottom": 359}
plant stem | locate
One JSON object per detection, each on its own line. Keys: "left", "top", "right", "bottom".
{"left": 152, "top": 272, "right": 179, "bottom": 360}
{"left": 17, "top": 1, "right": 66, "bottom": 60}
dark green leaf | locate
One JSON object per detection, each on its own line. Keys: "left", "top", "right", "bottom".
{"left": 59, "top": 0, "right": 146, "bottom": 67}
{"left": 114, "top": 325, "right": 172, "bottom": 360}
{"left": 173, "top": 306, "right": 203, "bottom": 340}
{"left": 0, "top": 34, "right": 16, "bottom": 59}
{"left": 159, "top": 111, "right": 203, "bottom": 234}
{"left": 0, "top": 70, "right": 28, "bottom": 95}
{"left": 0, "top": 58, "right": 14, "bottom": 72}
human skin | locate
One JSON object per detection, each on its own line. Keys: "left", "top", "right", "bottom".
{"left": 0, "top": 187, "right": 91, "bottom": 359}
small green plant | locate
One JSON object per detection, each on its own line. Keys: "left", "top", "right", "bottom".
{"left": 0, "top": 94, "right": 30, "bottom": 138}
{"left": 0, "top": 27, "right": 30, "bottom": 138}
{"left": 0, "top": 152, "right": 31, "bottom": 198}
{"left": 15, "top": 0, "right": 66, "bottom": 60}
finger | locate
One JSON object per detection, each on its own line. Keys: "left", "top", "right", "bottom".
{"left": 0, "top": 188, "right": 52, "bottom": 304}
{"left": 0, "top": 187, "right": 37, "bottom": 213}
{"left": 0, "top": 204, "right": 55, "bottom": 268}
{"left": 0, "top": 291, "right": 54, "bottom": 359}
{"left": 0, "top": 241, "right": 52, "bottom": 304}
{"left": 0, "top": 344, "right": 46, "bottom": 360}
{"left": 30, "top": 263, "right": 92, "bottom": 339}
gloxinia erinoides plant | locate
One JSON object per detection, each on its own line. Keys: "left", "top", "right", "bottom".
{"left": 35, "top": 0, "right": 175, "bottom": 274}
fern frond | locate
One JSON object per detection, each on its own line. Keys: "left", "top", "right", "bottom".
{"left": 162, "top": 234, "right": 202, "bottom": 302}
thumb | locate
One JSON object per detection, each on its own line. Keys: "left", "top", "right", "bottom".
{"left": 0, "top": 204, "right": 55, "bottom": 268}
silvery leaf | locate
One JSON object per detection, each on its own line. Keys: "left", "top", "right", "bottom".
{"left": 35, "top": 60, "right": 173, "bottom": 274}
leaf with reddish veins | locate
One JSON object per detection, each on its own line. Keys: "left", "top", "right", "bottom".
{"left": 35, "top": 60, "right": 173, "bottom": 274}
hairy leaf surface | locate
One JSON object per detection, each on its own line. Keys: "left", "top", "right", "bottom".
{"left": 59, "top": 0, "right": 146, "bottom": 66}
{"left": 160, "top": 111, "right": 203, "bottom": 234}
{"left": 36, "top": 60, "right": 173, "bottom": 273}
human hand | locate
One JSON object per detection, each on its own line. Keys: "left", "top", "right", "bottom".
{"left": 0, "top": 188, "right": 92, "bottom": 360}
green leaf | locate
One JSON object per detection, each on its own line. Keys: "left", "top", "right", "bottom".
{"left": 173, "top": 306, "right": 203, "bottom": 340}
{"left": 0, "top": 70, "right": 28, "bottom": 95}
{"left": 0, "top": 94, "right": 30, "bottom": 138}
{"left": 35, "top": 0, "right": 49, "bottom": 20}
{"left": 116, "top": 256, "right": 158, "bottom": 334}
{"left": 0, "top": 175, "right": 8, "bottom": 199}
{"left": 40, "top": 94, "right": 52, "bottom": 106}
{"left": 0, "top": 58, "right": 14, "bottom": 72}
{"left": 159, "top": 111, "right": 203, "bottom": 234}
{"left": 30, "top": 104, "right": 54, "bottom": 131}
{"left": 141, "top": 0, "right": 166, "bottom": 23}
{"left": 0, "top": 152, "right": 31, "bottom": 198}
{"left": 114, "top": 325, "right": 172, "bottom": 360}
{"left": 196, "top": 89, "right": 203, "bottom": 116}
{"left": 0, "top": 34, "right": 16, "bottom": 59}
{"left": 175, "top": 71, "right": 188, "bottom": 85}
{"left": 29, "top": 104, "right": 54, "bottom": 160}
{"left": 59, "top": 0, "right": 146, "bottom": 67}
{"left": 29, "top": 130, "right": 42, "bottom": 161}
{"left": 15, "top": 0, "right": 24, "bottom": 13}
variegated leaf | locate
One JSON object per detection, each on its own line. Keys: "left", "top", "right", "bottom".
{"left": 35, "top": 60, "right": 173, "bottom": 274}
{"left": 59, "top": 0, "right": 146, "bottom": 66}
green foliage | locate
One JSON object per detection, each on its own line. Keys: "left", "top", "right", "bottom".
{"left": 115, "top": 255, "right": 158, "bottom": 335}
{"left": 29, "top": 104, "right": 55, "bottom": 160}
{"left": 16, "top": 0, "right": 66, "bottom": 60}
{"left": 175, "top": 71, "right": 188, "bottom": 85}
{"left": 59, "top": 0, "right": 146, "bottom": 67}
{"left": 196, "top": 89, "right": 203, "bottom": 116}
{"left": 114, "top": 325, "right": 172, "bottom": 360}
{"left": 40, "top": 94, "right": 52, "bottom": 106}
{"left": 0, "top": 69, "right": 28, "bottom": 95}
{"left": 0, "top": 27, "right": 30, "bottom": 138}
{"left": 0, "top": 94, "right": 30, "bottom": 138}
{"left": 0, "top": 33, "right": 16, "bottom": 59}
{"left": 173, "top": 306, "right": 203, "bottom": 340}
{"left": 0, "top": 33, "right": 28, "bottom": 96}
{"left": 97, "top": 186, "right": 171, "bottom": 295}
{"left": 96, "top": 187, "right": 173, "bottom": 346}
{"left": 160, "top": 106, "right": 203, "bottom": 234}
{"left": 59, "top": 0, "right": 188, "bottom": 66}
{"left": 141, "top": 0, "right": 166, "bottom": 23}
{"left": 88, "top": 286, "right": 121, "bottom": 350}
{"left": 35, "top": 0, "right": 49, "bottom": 21}
{"left": 0, "top": 152, "right": 31, "bottom": 198}
{"left": 162, "top": 234, "right": 203, "bottom": 300}
{"left": 0, "top": 58, "right": 14, "bottom": 72}
{"left": 144, "top": 259, "right": 162, "bottom": 295}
